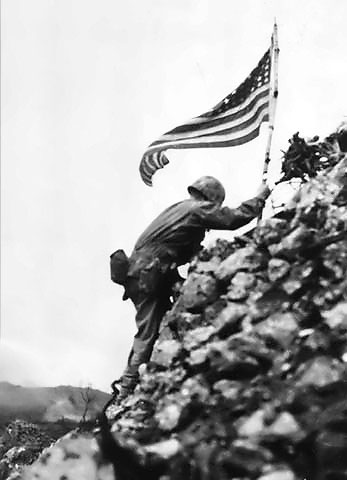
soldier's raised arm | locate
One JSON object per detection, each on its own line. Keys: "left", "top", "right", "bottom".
{"left": 195, "top": 183, "right": 271, "bottom": 230}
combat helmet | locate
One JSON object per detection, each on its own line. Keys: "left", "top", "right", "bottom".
{"left": 188, "top": 176, "right": 226, "bottom": 206}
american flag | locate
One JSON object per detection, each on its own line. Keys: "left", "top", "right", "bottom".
{"left": 139, "top": 47, "right": 272, "bottom": 186}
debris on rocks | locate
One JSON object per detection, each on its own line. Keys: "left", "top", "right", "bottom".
{"left": 277, "top": 132, "right": 342, "bottom": 184}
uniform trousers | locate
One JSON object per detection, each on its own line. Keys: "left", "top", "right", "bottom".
{"left": 120, "top": 270, "right": 172, "bottom": 390}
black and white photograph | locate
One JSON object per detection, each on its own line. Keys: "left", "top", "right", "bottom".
{"left": 1, "top": 1, "right": 347, "bottom": 478}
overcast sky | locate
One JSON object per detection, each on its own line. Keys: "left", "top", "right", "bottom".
{"left": 1, "top": 0, "right": 346, "bottom": 391}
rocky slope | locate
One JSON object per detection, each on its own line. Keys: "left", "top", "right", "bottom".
{"left": 22, "top": 138, "right": 347, "bottom": 480}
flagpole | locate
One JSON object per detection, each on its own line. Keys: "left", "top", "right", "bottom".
{"left": 258, "top": 21, "right": 279, "bottom": 221}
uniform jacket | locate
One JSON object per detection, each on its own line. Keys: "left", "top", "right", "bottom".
{"left": 128, "top": 195, "right": 265, "bottom": 272}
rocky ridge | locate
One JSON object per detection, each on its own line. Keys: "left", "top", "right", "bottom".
{"left": 23, "top": 141, "right": 347, "bottom": 480}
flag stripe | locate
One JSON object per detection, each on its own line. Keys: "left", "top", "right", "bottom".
{"left": 150, "top": 95, "right": 269, "bottom": 145}
{"left": 140, "top": 114, "right": 269, "bottom": 187}
{"left": 147, "top": 116, "right": 267, "bottom": 153}
{"left": 168, "top": 84, "right": 270, "bottom": 133}
{"left": 139, "top": 46, "right": 271, "bottom": 186}
{"left": 147, "top": 106, "right": 269, "bottom": 152}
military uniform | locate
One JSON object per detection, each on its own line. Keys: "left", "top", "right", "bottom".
{"left": 119, "top": 193, "right": 267, "bottom": 392}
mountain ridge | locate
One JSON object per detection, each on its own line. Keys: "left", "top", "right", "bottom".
{"left": 0, "top": 381, "right": 110, "bottom": 424}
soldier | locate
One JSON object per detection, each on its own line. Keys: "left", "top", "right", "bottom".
{"left": 111, "top": 176, "right": 270, "bottom": 401}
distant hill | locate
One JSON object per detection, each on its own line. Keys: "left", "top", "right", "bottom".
{"left": 0, "top": 381, "right": 110, "bottom": 425}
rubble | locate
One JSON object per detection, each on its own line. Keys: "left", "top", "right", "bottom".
{"left": 23, "top": 142, "right": 347, "bottom": 480}
{"left": 0, "top": 420, "right": 56, "bottom": 480}
{"left": 276, "top": 132, "right": 342, "bottom": 183}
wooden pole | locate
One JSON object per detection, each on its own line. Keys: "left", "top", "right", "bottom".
{"left": 258, "top": 21, "right": 279, "bottom": 221}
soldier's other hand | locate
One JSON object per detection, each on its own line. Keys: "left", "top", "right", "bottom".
{"left": 256, "top": 182, "right": 271, "bottom": 200}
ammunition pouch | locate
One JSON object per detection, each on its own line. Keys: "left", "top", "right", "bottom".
{"left": 127, "top": 251, "right": 175, "bottom": 295}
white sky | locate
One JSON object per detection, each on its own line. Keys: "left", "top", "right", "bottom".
{"left": 1, "top": 0, "right": 346, "bottom": 391}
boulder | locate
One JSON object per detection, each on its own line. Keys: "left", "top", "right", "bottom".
{"left": 151, "top": 340, "right": 181, "bottom": 368}
{"left": 181, "top": 273, "right": 218, "bottom": 312}
{"left": 226, "top": 271, "right": 256, "bottom": 301}
{"left": 215, "top": 246, "right": 265, "bottom": 282}
{"left": 267, "top": 258, "right": 291, "bottom": 282}
{"left": 255, "top": 312, "right": 298, "bottom": 349}
{"left": 295, "top": 356, "right": 345, "bottom": 388}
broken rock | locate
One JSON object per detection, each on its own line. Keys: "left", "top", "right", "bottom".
{"left": 215, "top": 246, "right": 265, "bottom": 283}
{"left": 151, "top": 340, "right": 181, "bottom": 368}
{"left": 213, "top": 380, "right": 241, "bottom": 400}
{"left": 295, "top": 356, "right": 345, "bottom": 388}
{"left": 214, "top": 303, "right": 248, "bottom": 338}
{"left": 253, "top": 218, "right": 289, "bottom": 247}
{"left": 267, "top": 258, "right": 291, "bottom": 282}
{"left": 255, "top": 312, "right": 298, "bottom": 349}
{"left": 322, "top": 302, "right": 347, "bottom": 330}
{"left": 226, "top": 271, "right": 256, "bottom": 301}
{"left": 181, "top": 273, "right": 218, "bottom": 312}
{"left": 183, "top": 326, "right": 215, "bottom": 350}
{"left": 268, "top": 225, "right": 315, "bottom": 259}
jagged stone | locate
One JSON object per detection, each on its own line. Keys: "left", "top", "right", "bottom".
{"left": 208, "top": 341, "right": 261, "bottom": 381}
{"left": 213, "top": 379, "right": 241, "bottom": 400}
{"left": 317, "top": 279, "right": 347, "bottom": 306}
{"left": 267, "top": 411, "right": 304, "bottom": 441}
{"left": 139, "top": 366, "right": 186, "bottom": 396}
{"left": 268, "top": 225, "right": 315, "bottom": 259}
{"left": 215, "top": 246, "right": 265, "bottom": 282}
{"left": 192, "top": 257, "right": 221, "bottom": 274}
{"left": 144, "top": 438, "right": 181, "bottom": 460}
{"left": 155, "top": 401, "right": 185, "bottom": 431}
{"left": 168, "top": 311, "right": 202, "bottom": 335}
{"left": 254, "top": 312, "right": 298, "bottom": 349}
{"left": 214, "top": 303, "right": 248, "bottom": 338}
{"left": 154, "top": 379, "right": 210, "bottom": 434}
{"left": 151, "top": 340, "right": 181, "bottom": 368}
{"left": 227, "top": 335, "right": 274, "bottom": 369}
{"left": 322, "top": 302, "right": 347, "bottom": 329}
{"left": 253, "top": 218, "right": 289, "bottom": 246}
{"left": 183, "top": 326, "right": 215, "bottom": 350}
{"left": 187, "top": 345, "right": 210, "bottom": 369}
{"left": 322, "top": 243, "right": 347, "bottom": 281}
{"left": 300, "top": 329, "right": 330, "bottom": 353}
{"left": 267, "top": 258, "right": 291, "bottom": 282}
{"left": 281, "top": 261, "right": 315, "bottom": 296}
{"left": 180, "top": 376, "right": 210, "bottom": 403}
{"left": 250, "top": 287, "right": 291, "bottom": 321}
{"left": 181, "top": 273, "right": 218, "bottom": 312}
{"left": 202, "top": 298, "right": 228, "bottom": 325}
{"left": 238, "top": 409, "right": 304, "bottom": 443}
{"left": 206, "top": 238, "right": 237, "bottom": 260}
{"left": 237, "top": 409, "right": 266, "bottom": 437}
{"left": 226, "top": 271, "right": 256, "bottom": 301}
{"left": 295, "top": 356, "right": 345, "bottom": 387}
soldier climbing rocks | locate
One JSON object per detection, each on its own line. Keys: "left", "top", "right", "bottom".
{"left": 110, "top": 176, "right": 270, "bottom": 402}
